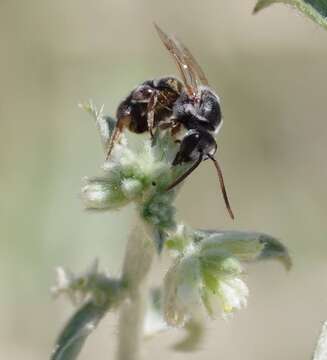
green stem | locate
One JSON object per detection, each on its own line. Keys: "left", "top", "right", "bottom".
{"left": 117, "top": 223, "right": 155, "bottom": 360}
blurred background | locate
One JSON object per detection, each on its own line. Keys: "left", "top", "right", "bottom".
{"left": 1, "top": 0, "right": 327, "bottom": 359}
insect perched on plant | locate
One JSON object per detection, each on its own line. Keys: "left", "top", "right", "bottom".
{"left": 106, "top": 24, "right": 234, "bottom": 219}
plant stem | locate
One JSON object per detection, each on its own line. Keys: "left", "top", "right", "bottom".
{"left": 313, "top": 321, "right": 327, "bottom": 360}
{"left": 117, "top": 223, "right": 155, "bottom": 360}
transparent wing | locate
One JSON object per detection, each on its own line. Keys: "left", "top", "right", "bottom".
{"left": 176, "top": 40, "right": 209, "bottom": 86}
{"left": 154, "top": 23, "right": 208, "bottom": 96}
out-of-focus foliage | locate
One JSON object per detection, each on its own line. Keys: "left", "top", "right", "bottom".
{"left": 51, "top": 301, "right": 107, "bottom": 360}
{"left": 254, "top": 0, "right": 327, "bottom": 30}
{"left": 51, "top": 261, "right": 124, "bottom": 360}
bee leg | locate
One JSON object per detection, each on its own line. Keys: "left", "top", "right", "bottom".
{"left": 146, "top": 92, "right": 159, "bottom": 139}
{"left": 171, "top": 122, "right": 181, "bottom": 137}
{"left": 158, "top": 119, "right": 173, "bottom": 130}
{"left": 105, "top": 116, "right": 130, "bottom": 160}
{"left": 158, "top": 119, "right": 181, "bottom": 140}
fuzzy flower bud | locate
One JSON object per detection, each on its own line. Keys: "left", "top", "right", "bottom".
{"left": 163, "top": 233, "right": 249, "bottom": 326}
{"left": 164, "top": 255, "right": 202, "bottom": 327}
{"left": 81, "top": 177, "right": 129, "bottom": 210}
{"left": 81, "top": 118, "right": 182, "bottom": 233}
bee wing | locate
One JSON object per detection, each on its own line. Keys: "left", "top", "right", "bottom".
{"left": 175, "top": 40, "right": 209, "bottom": 87}
{"left": 154, "top": 23, "right": 199, "bottom": 96}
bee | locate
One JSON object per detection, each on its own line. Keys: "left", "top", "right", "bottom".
{"left": 106, "top": 24, "right": 234, "bottom": 219}
{"left": 106, "top": 76, "right": 183, "bottom": 156}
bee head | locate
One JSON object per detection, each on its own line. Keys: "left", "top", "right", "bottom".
{"left": 173, "top": 129, "right": 217, "bottom": 166}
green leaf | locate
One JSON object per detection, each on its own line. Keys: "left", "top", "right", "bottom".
{"left": 51, "top": 301, "right": 108, "bottom": 360}
{"left": 197, "top": 230, "right": 265, "bottom": 261}
{"left": 258, "top": 233, "right": 292, "bottom": 270}
{"left": 254, "top": 0, "right": 327, "bottom": 31}
{"left": 196, "top": 230, "right": 291, "bottom": 270}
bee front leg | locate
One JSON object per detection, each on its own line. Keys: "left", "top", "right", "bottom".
{"left": 105, "top": 115, "right": 130, "bottom": 160}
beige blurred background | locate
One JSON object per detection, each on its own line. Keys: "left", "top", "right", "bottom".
{"left": 1, "top": 0, "right": 327, "bottom": 359}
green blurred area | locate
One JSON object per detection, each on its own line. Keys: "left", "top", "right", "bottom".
{"left": 1, "top": 0, "right": 327, "bottom": 359}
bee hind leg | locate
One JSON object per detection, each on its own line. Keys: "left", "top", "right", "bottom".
{"left": 146, "top": 92, "right": 159, "bottom": 139}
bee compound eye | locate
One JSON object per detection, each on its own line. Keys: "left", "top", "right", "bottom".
{"left": 209, "top": 148, "right": 216, "bottom": 156}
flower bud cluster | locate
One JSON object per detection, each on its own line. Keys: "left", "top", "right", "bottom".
{"left": 163, "top": 226, "right": 249, "bottom": 326}
{"left": 81, "top": 131, "right": 183, "bottom": 232}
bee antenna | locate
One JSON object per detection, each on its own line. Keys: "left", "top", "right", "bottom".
{"left": 207, "top": 154, "right": 235, "bottom": 220}
{"left": 166, "top": 155, "right": 203, "bottom": 191}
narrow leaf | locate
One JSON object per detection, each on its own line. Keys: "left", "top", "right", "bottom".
{"left": 196, "top": 230, "right": 291, "bottom": 270}
{"left": 197, "top": 230, "right": 265, "bottom": 261}
{"left": 51, "top": 301, "right": 108, "bottom": 360}
{"left": 254, "top": 0, "right": 327, "bottom": 31}
{"left": 258, "top": 233, "right": 292, "bottom": 270}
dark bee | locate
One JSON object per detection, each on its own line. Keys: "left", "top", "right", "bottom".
{"left": 106, "top": 24, "right": 234, "bottom": 219}
{"left": 105, "top": 76, "right": 183, "bottom": 157}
